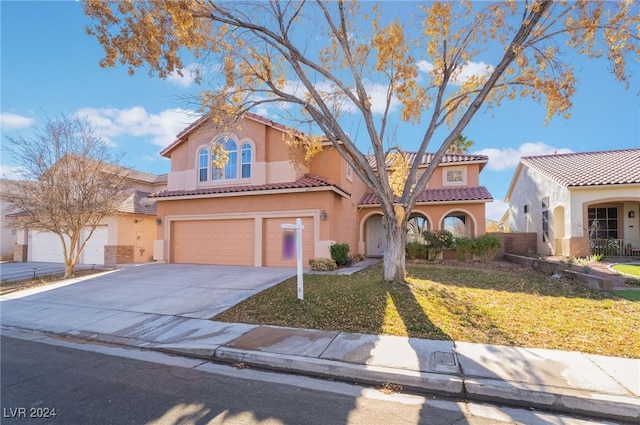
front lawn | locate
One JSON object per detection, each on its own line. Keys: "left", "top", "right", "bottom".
{"left": 213, "top": 263, "right": 640, "bottom": 358}
{"left": 612, "top": 263, "right": 640, "bottom": 277}
{"left": 613, "top": 290, "right": 640, "bottom": 302}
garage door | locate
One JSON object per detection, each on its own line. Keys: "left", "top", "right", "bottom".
{"left": 263, "top": 217, "right": 314, "bottom": 267}
{"left": 81, "top": 226, "right": 108, "bottom": 265}
{"left": 29, "top": 230, "right": 67, "bottom": 263}
{"left": 29, "top": 226, "right": 107, "bottom": 264}
{"left": 171, "top": 219, "right": 254, "bottom": 265}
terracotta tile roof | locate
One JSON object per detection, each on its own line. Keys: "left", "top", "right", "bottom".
{"left": 149, "top": 174, "right": 350, "bottom": 199}
{"left": 358, "top": 186, "right": 493, "bottom": 205}
{"left": 521, "top": 149, "right": 640, "bottom": 187}
{"left": 367, "top": 152, "right": 488, "bottom": 170}
{"left": 162, "top": 111, "right": 306, "bottom": 158}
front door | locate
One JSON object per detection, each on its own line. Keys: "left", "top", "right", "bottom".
{"left": 365, "top": 215, "right": 386, "bottom": 257}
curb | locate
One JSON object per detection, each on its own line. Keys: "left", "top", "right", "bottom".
{"left": 4, "top": 325, "right": 639, "bottom": 423}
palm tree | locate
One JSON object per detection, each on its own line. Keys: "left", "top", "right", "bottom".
{"left": 447, "top": 134, "right": 474, "bottom": 154}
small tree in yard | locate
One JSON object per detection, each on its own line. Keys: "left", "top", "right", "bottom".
{"left": 1, "top": 115, "right": 131, "bottom": 278}
{"left": 84, "top": 0, "right": 638, "bottom": 282}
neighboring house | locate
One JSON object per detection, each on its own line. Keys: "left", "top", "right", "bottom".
{"left": 7, "top": 169, "right": 167, "bottom": 266}
{"left": 0, "top": 196, "right": 18, "bottom": 259}
{"left": 150, "top": 112, "right": 493, "bottom": 266}
{"left": 505, "top": 149, "right": 640, "bottom": 257}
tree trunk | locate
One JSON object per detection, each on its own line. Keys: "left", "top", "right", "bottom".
{"left": 382, "top": 214, "right": 407, "bottom": 283}
{"left": 64, "top": 262, "right": 75, "bottom": 279}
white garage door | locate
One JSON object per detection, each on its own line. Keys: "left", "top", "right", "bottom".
{"left": 29, "top": 230, "right": 67, "bottom": 263}
{"left": 29, "top": 227, "right": 107, "bottom": 265}
{"left": 81, "top": 226, "right": 108, "bottom": 265}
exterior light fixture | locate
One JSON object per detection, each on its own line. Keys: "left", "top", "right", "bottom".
{"left": 156, "top": 218, "right": 162, "bottom": 225}
{"left": 630, "top": 211, "right": 635, "bottom": 219}
{"left": 320, "top": 210, "right": 327, "bottom": 220}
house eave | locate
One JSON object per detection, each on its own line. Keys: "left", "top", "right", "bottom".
{"left": 152, "top": 185, "right": 350, "bottom": 201}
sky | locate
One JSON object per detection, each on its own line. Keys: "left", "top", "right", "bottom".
{"left": 1, "top": 1, "right": 638, "bottom": 221}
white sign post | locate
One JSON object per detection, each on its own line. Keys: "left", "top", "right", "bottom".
{"left": 281, "top": 218, "right": 305, "bottom": 300}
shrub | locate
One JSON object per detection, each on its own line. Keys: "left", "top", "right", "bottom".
{"left": 422, "top": 230, "right": 453, "bottom": 261}
{"left": 471, "top": 234, "right": 502, "bottom": 263}
{"left": 352, "top": 253, "right": 366, "bottom": 263}
{"left": 330, "top": 243, "right": 350, "bottom": 267}
{"left": 453, "top": 237, "right": 474, "bottom": 261}
{"left": 309, "top": 258, "right": 337, "bottom": 271}
{"left": 406, "top": 242, "right": 427, "bottom": 260}
{"left": 566, "top": 257, "right": 576, "bottom": 267}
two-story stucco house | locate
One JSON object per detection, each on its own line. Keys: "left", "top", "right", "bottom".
{"left": 505, "top": 149, "right": 640, "bottom": 257}
{"left": 150, "top": 112, "right": 493, "bottom": 266}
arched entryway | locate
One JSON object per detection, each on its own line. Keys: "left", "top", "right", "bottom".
{"left": 442, "top": 210, "right": 476, "bottom": 237}
{"left": 407, "top": 213, "right": 430, "bottom": 243}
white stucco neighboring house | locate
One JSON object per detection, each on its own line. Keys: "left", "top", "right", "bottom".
{"left": 505, "top": 149, "right": 640, "bottom": 257}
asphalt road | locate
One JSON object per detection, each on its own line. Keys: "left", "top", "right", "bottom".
{"left": 0, "top": 335, "right": 601, "bottom": 425}
{"left": 0, "top": 336, "right": 543, "bottom": 425}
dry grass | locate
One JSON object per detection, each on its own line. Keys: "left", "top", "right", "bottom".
{"left": 214, "top": 262, "right": 640, "bottom": 358}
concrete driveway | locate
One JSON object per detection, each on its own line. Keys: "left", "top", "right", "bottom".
{"left": 0, "top": 262, "right": 98, "bottom": 282}
{"left": 0, "top": 263, "right": 295, "bottom": 321}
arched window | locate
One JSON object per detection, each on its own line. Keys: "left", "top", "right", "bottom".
{"left": 241, "top": 143, "right": 252, "bottom": 178}
{"left": 198, "top": 149, "right": 209, "bottom": 182}
{"left": 211, "top": 139, "right": 238, "bottom": 181}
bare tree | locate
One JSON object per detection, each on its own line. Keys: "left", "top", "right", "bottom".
{"left": 1, "top": 115, "right": 131, "bottom": 277}
{"left": 84, "top": 0, "right": 637, "bottom": 282}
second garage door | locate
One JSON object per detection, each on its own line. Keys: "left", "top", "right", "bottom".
{"left": 263, "top": 217, "right": 314, "bottom": 267}
{"left": 171, "top": 219, "right": 255, "bottom": 265}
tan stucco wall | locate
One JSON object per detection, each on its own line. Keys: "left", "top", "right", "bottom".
{"left": 155, "top": 189, "right": 360, "bottom": 263}
{"left": 115, "top": 215, "right": 158, "bottom": 263}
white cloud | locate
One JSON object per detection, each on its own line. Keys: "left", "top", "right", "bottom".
{"left": 0, "top": 113, "right": 35, "bottom": 130}
{"left": 485, "top": 199, "right": 509, "bottom": 221}
{"left": 474, "top": 142, "right": 573, "bottom": 171}
{"left": 417, "top": 60, "right": 434, "bottom": 74}
{"left": 417, "top": 60, "right": 494, "bottom": 85}
{"left": 75, "top": 106, "right": 198, "bottom": 148}
{"left": 167, "top": 63, "right": 202, "bottom": 88}
{"left": 0, "top": 164, "right": 23, "bottom": 180}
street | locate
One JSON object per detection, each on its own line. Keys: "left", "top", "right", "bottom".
{"left": 0, "top": 335, "right": 609, "bottom": 425}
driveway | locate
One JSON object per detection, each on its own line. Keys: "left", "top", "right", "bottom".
{"left": 0, "top": 263, "right": 295, "bottom": 325}
{"left": 0, "top": 262, "right": 98, "bottom": 282}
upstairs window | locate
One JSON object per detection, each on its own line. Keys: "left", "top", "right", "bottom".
{"left": 198, "top": 149, "right": 209, "bottom": 182}
{"left": 211, "top": 139, "right": 237, "bottom": 180}
{"left": 241, "top": 143, "right": 252, "bottom": 178}
{"left": 201, "top": 138, "right": 252, "bottom": 183}
{"left": 443, "top": 167, "right": 466, "bottom": 186}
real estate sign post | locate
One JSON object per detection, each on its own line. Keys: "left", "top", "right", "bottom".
{"left": 281, "top": 219, "right": 304, "bottom": 300}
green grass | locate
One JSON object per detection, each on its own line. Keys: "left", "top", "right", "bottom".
{"left": 612, "top": 263, "right": 640, "bottom": 277}
{"left": 613, "top": 290, "right": 640, "bottom": 302}
{"left": 214, "top": 263, "right": 640, "bottom": 358}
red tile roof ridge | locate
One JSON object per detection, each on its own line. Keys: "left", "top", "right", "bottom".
{"left": 358, "top": 186, "right": 493, "bottom": 205}
{"left": 150, "top": 173, "right": 350, "bottom": 198}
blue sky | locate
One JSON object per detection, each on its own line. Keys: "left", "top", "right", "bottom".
{"left": 1, "top": 1, "right": 638, "bottom": 220}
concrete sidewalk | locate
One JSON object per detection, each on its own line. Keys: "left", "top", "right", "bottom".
{"left": 1, "top": 264, "right": 638, "bottom": 423}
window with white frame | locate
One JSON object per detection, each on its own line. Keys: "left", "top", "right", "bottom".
{"left": 443, "top": 167, "right": 466, "bottom": 186}
{"left": 241, "top": 143, "right": 252, "bottom": 178}
{"left": 201, "top": 138, "right": 253, "bottom": 183}
{"left": 198, "top": 148, "right": 209, "bottom": 182}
